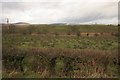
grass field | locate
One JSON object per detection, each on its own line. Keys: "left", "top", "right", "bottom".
{"left": 2, "top": 24, "right": 119, "bottom": 78}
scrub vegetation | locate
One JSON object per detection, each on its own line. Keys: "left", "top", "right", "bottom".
{"left": 2, "top": 24, "right": 119, "bottom": 78}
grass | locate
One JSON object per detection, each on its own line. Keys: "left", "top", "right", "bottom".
{"left": 2, "top": 24, "right": 119, "bottom": 78}
{"left": 2, "top": 47, "right": 118, "bottom": 78}
{"left": 3, "top": 34, "right": 118, "bottom": 50}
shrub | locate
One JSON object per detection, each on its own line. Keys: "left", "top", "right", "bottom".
{"left": 76, "top": 31, "right": 81, "bottom": 37}
{"left": 2, "top": 47, "right": 118, "bottom": 78}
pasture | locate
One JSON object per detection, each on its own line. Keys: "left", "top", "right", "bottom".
{"left": 2, "top": 24, "right": 119, "bottom": 78}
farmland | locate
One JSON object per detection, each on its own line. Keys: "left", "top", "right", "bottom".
{"left": 2, "top": 24, "right": 119, "bottom": 78}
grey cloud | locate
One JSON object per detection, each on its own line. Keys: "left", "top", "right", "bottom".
{"left": 61, "top": 14, "right": 117, "bottom": 24}
{"left": 1, "top": 1, "right": 118, "bottom": 24}
{"left": 2, "top": 2, "right": 25, "bottom": 10}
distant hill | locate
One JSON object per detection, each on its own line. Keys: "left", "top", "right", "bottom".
{"left": 50, "top": 23, "right": 67, "bottom": 25}
{"left": 14, "top": 22, "right": 30, "bottom": 25}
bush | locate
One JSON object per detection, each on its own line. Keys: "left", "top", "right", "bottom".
{"left": 2, "top": 47, "right": 118, "bottom": 78}
{"left": 94, "top": 33, "right": 98, "bottom": 37}
{"left": 76, "top": 31, "right": 81, "bottom": 37}
{"left": 67, "top": 32, "right": 71, "bottom": 35}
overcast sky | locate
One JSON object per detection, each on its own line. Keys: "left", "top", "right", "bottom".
{"left": 1, "top": 0, "right": 119, "bottom": 24}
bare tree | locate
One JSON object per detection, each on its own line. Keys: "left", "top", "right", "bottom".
{"left": 7, "top": 18, "right": 9, "bottom": 24}
{"left": 6, "top": 18, "right": 10, "bottom": 29}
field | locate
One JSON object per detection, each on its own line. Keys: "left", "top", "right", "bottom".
{"left": 2, "top": 24, "right": 119, "bottom": 78}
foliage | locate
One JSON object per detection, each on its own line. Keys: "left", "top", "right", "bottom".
{"left": 2, "top": 47, "right": 118, "bottom": 78}
{"left": 2, "top": 24, "right": 118, "bottom": 78}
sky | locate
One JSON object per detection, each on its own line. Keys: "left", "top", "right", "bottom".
{"left": 0, "top": 0, "right": 119, "bottom": 24}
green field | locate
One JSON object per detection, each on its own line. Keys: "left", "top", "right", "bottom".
{"left": 2, "top": 24, "right": 119, "bottom": 78}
